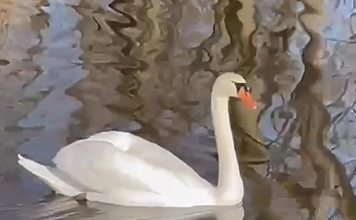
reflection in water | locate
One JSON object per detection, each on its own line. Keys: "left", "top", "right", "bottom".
{"left": 1, "top": 197, "right": 244, "bottom": 220}
{"left": 290, "top": 0, "right": 356, "bottom": 219}
{"left": 0, "top": 0, "right": 356, "bottom": 219}
{"left": 14, "top": 197, "right": 244, "bottom": 220}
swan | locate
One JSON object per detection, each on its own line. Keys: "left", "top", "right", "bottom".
{"left": 17, "top": 72, "right": 257, "bottom": 208}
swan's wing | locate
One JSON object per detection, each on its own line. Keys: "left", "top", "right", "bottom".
{"left": 52, "top": 132, "right": 213, "bottom": 195}
{"left": 84, "top": 131, "right": 213, "bottom": 188}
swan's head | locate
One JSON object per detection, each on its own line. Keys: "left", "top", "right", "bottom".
{"left": 213, "top": 72, "right": 257, "bottom": 109}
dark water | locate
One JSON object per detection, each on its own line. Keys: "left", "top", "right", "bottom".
{"left": 1, "top": 0, "right": 356, "bottom": 219}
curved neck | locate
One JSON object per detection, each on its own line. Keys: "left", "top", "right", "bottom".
{"left": 211, "top": 92, "right": 244, "bottom": 204}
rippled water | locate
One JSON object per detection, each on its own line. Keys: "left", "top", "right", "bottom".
{"left": 1, "top": 0, "right": 356, "bottom": 219}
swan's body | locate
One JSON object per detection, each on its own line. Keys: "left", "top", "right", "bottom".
{"left": 18, "top": 72, "right": 256, "bottom": 207}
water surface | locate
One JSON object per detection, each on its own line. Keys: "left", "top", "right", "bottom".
{"left": 1, "top": 0, "right": 356, "bottom": 219}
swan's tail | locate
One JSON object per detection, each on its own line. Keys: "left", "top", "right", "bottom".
{"left": 17, "top": 154, "right": 82, "bottom": 197}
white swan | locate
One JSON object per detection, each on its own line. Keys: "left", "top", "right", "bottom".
{"left": 17, "top": 72, "right": 257, "bottom": 208}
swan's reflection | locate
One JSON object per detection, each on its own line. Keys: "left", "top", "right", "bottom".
{"left": 26, "top": 196, "right": 244, "bottom": 220}
{"left": 91, "top": 204, "right": 244, "bottom": 220}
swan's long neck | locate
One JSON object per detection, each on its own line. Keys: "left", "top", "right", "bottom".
{"left": 211, "top": 92, "right": 244, "bottom": 204}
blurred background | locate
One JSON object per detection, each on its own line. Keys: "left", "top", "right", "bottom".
{"left": 0, "top": 0, "right": 356, "bottom": 219}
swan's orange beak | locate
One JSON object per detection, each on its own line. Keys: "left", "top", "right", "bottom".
{"left": 238, "top": 87, "right": 257, "bottom": 109}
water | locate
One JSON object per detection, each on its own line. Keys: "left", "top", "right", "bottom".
{"left": 1, "top": 0, "right": 356, "bottom": 219}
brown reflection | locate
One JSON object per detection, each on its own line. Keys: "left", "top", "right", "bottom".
{"left": 222, "top": 0, "right": 243, "bottom": 65}
{"left": 69, "top": 0, "right": 146, "bottom": 140}
{"left": 0, "top": 0, "right": 43, "bottom": 180}
{"left": 0, "top": 0, "right": 41, "bottom": 30}
{"left": 187, "top": 0, "right": 229, "bottom": 75}
{"left": 235, "top": 0, "right": 257, "bottom": 73}
{"left": 289, "top": 0, "right": 356, "bottom": 219}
